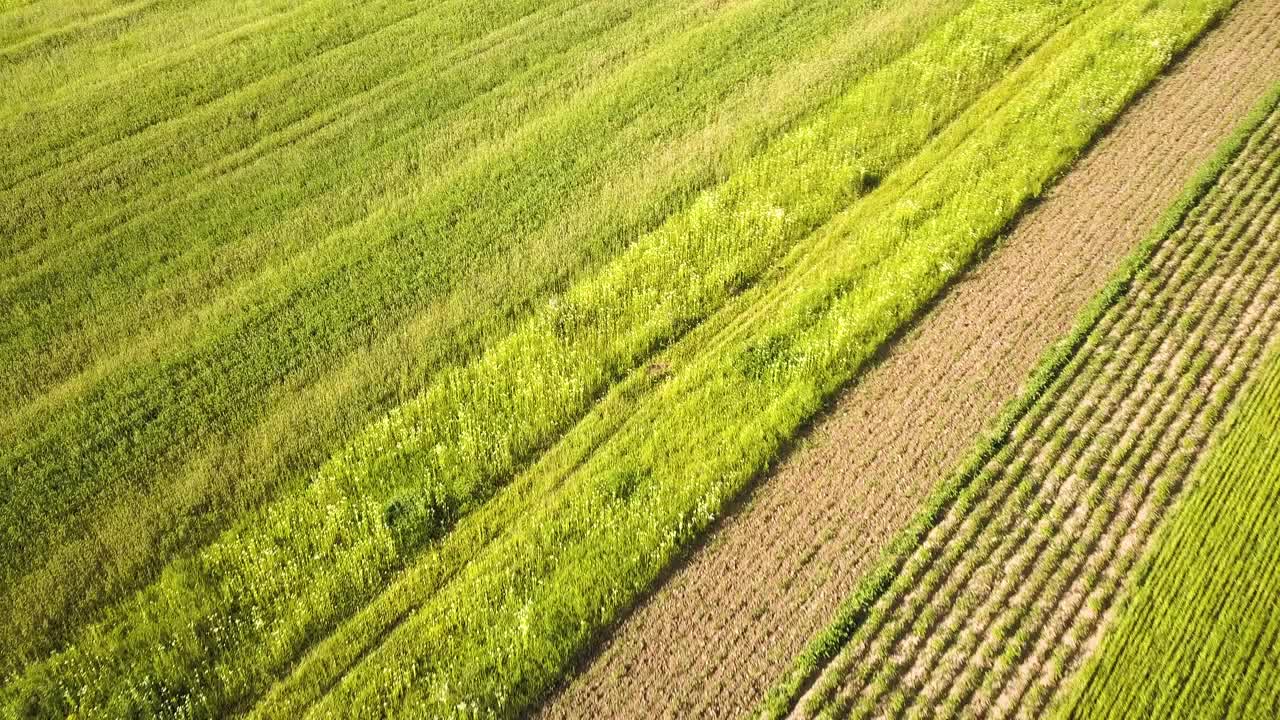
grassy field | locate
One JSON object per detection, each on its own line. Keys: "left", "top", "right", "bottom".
{"left": 770, "top": 78, "right": 1280, "bottom": 720}
{"left": 1, "top": 0, "right": 1264, "bottom": 718}
{"left": 1054, "top": 339, "right": 1280, "bottom": 719}
{"left": 3, "top": 0, "right": 970, "bottom": 666}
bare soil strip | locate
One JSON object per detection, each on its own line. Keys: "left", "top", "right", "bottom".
{"left": 539, "top": 1, "right": 1280, "bottom": 716}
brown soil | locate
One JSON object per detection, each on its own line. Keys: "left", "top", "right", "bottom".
{"left": 538, "top": 1, "right": 1280, "bottom": 717}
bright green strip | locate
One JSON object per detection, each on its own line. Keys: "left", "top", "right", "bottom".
{"left": 756, "top": 53, "right": 1280, "bottom": 720}
{"left": 1053, "top": 339, "right": 1280, "bottom": 719}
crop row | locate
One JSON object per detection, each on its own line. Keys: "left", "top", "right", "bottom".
{"left": 794, "top": 87, "right": 1280, "bottom": 719}
{"left": 1055, "top": 330, "right": 1280, "bottom": 718}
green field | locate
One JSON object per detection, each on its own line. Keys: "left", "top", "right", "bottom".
{"left": 5, "top": 0, "right": 972, "bottom": 671}
{"left": 3, "top": 0, "right": 1276, "bottom": 718}
{"left": 1055, "top": 333, "right": 1280, "bottom": 718}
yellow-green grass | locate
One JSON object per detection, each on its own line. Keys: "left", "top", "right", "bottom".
{"left": 1053, "top": 315, "right": 1280, "bottom": 719}
{"left": 1, "top": 0, "right": 1233, "bottom": 717}
{"left": 1, "top": 0, "right": 966, "bottom": 666}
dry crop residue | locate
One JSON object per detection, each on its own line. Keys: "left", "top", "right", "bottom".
{"left": 539, "top": 0, "right": 1280, "bottom": 716}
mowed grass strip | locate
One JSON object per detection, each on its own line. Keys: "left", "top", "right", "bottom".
{"left": 1054, "top": 338, "right": 1280, "bottom": 719}
{"left": 2, "top": 0, "right": 961, "bottom": 666}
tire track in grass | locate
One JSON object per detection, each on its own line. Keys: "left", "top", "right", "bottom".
{"left": 541, "top": 1, "right": 1280, "bottom": 716}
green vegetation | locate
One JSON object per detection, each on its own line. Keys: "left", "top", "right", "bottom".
{"left": 1035, "top": 85, "right": 1280, "bottom": 720}
{"left": 0, "top": 0, "right": 1242, "bottom": 717}
{"left": 1054, "top": 307, "right": 1280, "bottom": 717}
{"left": 2, "top": 0, "right": 969, "bottom": 667}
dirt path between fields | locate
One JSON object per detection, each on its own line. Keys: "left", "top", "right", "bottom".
{"left": 539, "top": 1, "right": 1280, "bottom": 716}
